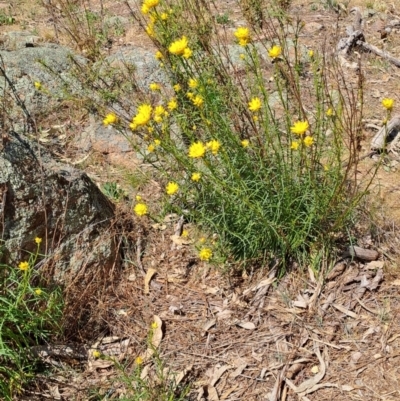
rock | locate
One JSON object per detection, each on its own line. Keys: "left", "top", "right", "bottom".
{"left": 0, "top": 131, "right": 118, "bottom": 282}
{"left": 0, "top": 44, "right": 86, "bottom": 127}
{"left": 2, "top": 31, "right": 42, "bottom": 50}
{"left": 104, "top": 47, "right": 170, "bottom": 91}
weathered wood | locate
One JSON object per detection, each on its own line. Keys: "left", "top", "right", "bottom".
{"left": 371, "top": 115, "right": 400, "bottom": 150}
{"left": 337, "top": 6, "right": 400, "bottom": 70}
{"left": 357, "top": 40, "right": 400, "bottom": 68}
{"left": 348, "top": 246, "right": 379, "bottom": 261}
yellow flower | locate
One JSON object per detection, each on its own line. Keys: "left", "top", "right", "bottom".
{"left": 183, "top": 47, "right": 193, "bottom": 59}
{"left": 155, "top": 50, "right": 163, "bottom": 60}
{"left": 34, "top": 288, "right": 42, "bottom": 295}
{"left": 92, "top": 350, "right": 101, "bottom": 358}
{"left": 268, "top": 45, "right": 282, "bottom": 59}
{"left": 151, "top": 321, "right": 158, "bottom": 329}
{"left": 149, "top": 13, "right": 157, "bottom": 23}
{"left": 166, "top": 182, "right": 179, "bottom": 195}
{"left": 154, "top": 105, "right": 165, "bottom": 116}
{"left": 382, "top": 98, "right": 394, "bottom": 110}
{"left": 135, "top": 356, "right": 144, "bottom": 365}
{"left": 181, "top": 229, "right": 189, "bottom": 238}
{"left": 248, "top": 97, "right": 261, "bottom": 112}
{"left": 191, "top": 172, "right": 201, "bottom": 181}
{"left": 186, "top": 91, "right": 194, "bottom": 99}
{"left": 207, "top": 139, "right": 221, "bottom": 155}
{"left": 142, "top": 0, "right": 159, "bottom": 14}
{"left": 308, "top": 49, "right": 314, "bottom": 58}
{"left": 141, "top": 4, "right": 149, "bottom": 14}
{"left": 149, "top": 82, "right": 161, "bottom": 91}
{"left": 173, "top": 84, "right": 181, "bottom": 92}
{"left": 154, "top": 139, "right": 161, "bottom": 146}
{"left": 199, "top": 248, "right": 212, "bottom": 261}
{"left": 253, "top": 115, "right": 259, "bottom": 122}
{"left": 147, "top": 143, "right": 155, "bottom": 152}
{"left": 241, "top": 139, "right": 249, "bottom": 147}
{"left": 290, "top": 120, "right": 309, "bottom": 136}
{"left": 154, "top": 115, "right": 162, "bottom": 123}
{"left": 18, "top": 261, "right": 29, "bottom": 271}
{"left": 323, "top": 165, "right": 329, "bottom": 171}
{"left": 161, "top": 12, "right": 168, "bottom": 20}
{"left": 192, "top": 94, "right": 204, "bottom": 107}
{"left": 103, "top": 112, "right": 118, "bottom": 126}
{"left": 189, "top": 142, "right": 206, "bottom": 158}
{"left": 147, "top": 126, "right": 154, "bottom": 133}
{"left": 234, "top": 27, "right": 250, "bottom": 46}
{"left": 34, "top": 237, "right": 42, "bottom": 244}
{"left": 303, "top": 136, "right": 314, "bottom": 147}
{"left": 134, "top": 203, "right": 148, "bottom": 216}
{"left": 239, "top": 53, "right": 245, "bottom": 60}
{"left": 168, "top": 98, "right": 178, "bottom": 110}
{"left": 169, "top": 36, "right": 189, "bottom": 56}
{"left": 129, "top": 122, "right": 137, "bottom": 130}
{"left": 290, "top": 141, "right": 300, "bottom": 150}
{"left": 145, "top": 23, "right": 155, "bottom": 37}
{"left": 132, "top": 104, "right": 152, "bottom": 127}
{"left": 326, "top": 108, "right": 334, "bottom": 117}
{"left": 34, "top": 81, "right": 42, "bottom": 90}
{"left": 135, "top": 195, "right": 142, "bottom": 201}
{"left": 189, "top": 78, "right": 198, "bottom": 89}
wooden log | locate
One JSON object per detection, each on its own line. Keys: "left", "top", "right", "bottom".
{"left": 357, "top": 40, "right": 400, "bottom": 68}
{"left": 347, "top": 246, "right": 379, "bottom": 261}
{"left": 371, "top": 115, "right": 400, "bottom": 150}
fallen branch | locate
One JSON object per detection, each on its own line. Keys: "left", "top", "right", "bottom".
{"left": 337, "top": 7, "right": 400, "bottom": 70}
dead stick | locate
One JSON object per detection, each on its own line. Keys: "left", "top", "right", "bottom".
{"left": 357, "top": 40, "right": 400, "bottom": 68}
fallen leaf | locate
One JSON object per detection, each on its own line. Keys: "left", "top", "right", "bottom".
{"left": 236, "top": 321, "right": 256, "bottom": 330}
{"left": 202, "top": 319, "right": 216, "bottom": 336}
{"left": 216, "top": 310, "right": 233, "bottom": 320}
{"left": 175, "top": 365, "right": 192, "bottom": 385}
{"left": 207, "top": 385, "right": 219, "bottom": 401}
{"left": 144, "top": 268, "right": 157, "bottom": 295}
{"left": 230, "top": 363, "right": 247, "bottom": 379}
{"left": 364, "top": 260, "right": 384, "bottom": 270}
{"left": 170, "top": 234, "right": 193, "bottom": 245}
{"left": 332, "top": 303, "right": 358, "bottom": 318}
{"left": 210, "top": 365, "right": 231, "bottom": 386}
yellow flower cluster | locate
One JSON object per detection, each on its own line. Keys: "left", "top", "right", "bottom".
{"left": 134, "top": 203, "right": 148, "bottom": 216}
{"left": 103, "top": 113, "right": 117, "bottom": 126}
{"left": 141, "top": 0, "right": 159, "bottom": 14}
{"left": 248, "top": 97, "right": 261, "bottom": 112}
{"left": 189, "top": 142, "right": 206, "bottom": 158}
{"left": 166, "top": 182, "right": 179, "bottom": 195}
{"left": 168, "top": 36, "right": 192, "bottom": 58}
{"left": 19, "top": 261, "right": 29, "bottom": 271}
{"left": 290, "top": 120, "right": 309, "bottom": 136}
{"left": 130, "top": 104, "right": 152, "bottom": 130}
{"left": 199, "top": 248, "right": 212, "bottom": 261}
{"left": 234, "top": 27, "right": 251, "bottom": 46}
{"left": 191, "top": 172, "right": 201, "bottom": 182}
{"left": 382, "top": 98, "right": 394, "bottom": 111}
{"left": 268, "top": 45, "right": 282, "bottom": 59}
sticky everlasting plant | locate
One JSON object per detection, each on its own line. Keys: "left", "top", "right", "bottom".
{"left": 118, "top": 0, "right": 372, "bottom": 269}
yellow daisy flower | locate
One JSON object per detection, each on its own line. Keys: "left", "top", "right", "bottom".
{"left": 248, "top": 97, "right": 261, "bottom": 112}
{"left": 166, "top": 182, "right": 179, "bottom": 195}
{"left": 134, "top": 203, "right": 148, "bottom": 216}
{"left": 169, "top": 36, "right": 189, "bottom": 56}
{"left": 290, "top": 120, "right": 309, "bottom": 136}
{"left": 382, "top": 98, "right": 394, "bottom": 110}
{"left": 189, "top": 142, "right": 206, "bottom": 158}
{"left": 191, "top": 172, "right": 201, "bottom": 181}
{"left": 199, "top": 248, "right": 212, "bottom": 261}
{"left": 268, "top": 45, "right": 282, "bottom": 59}
{"left": 207, "top": 139, "right": 221, "bottom": 155}
{"left": 303, "top": 136, "right": 314, "bottom": 147}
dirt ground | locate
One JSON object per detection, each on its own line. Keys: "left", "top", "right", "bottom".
{"left": 4, "top": 0, "right": 400, "bottom": 400}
